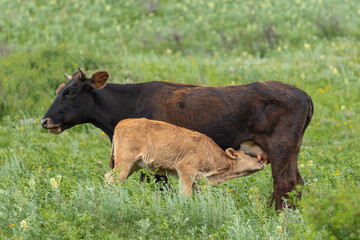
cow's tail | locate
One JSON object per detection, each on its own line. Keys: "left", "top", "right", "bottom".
{"left": 301, "top": 95, "right": 314, "bottom": 135}
{"left": 109, "top": 143, "right": 115, "bottom": 169}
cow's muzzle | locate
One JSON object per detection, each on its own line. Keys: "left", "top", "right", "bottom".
{"left": 41, "top": 118, "right": 62, "bottom": 134}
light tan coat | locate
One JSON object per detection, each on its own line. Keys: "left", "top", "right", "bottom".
{"left": 105, "top": 118, "right": 265, "bottom": 196}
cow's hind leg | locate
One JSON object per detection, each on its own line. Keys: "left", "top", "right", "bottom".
{"left": 271, "top": 156, "right": 302, "bottom": 210}
{"left": 268, "top": 137, "right": 304, "bottom": 210}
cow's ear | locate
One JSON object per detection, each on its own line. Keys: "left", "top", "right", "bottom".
{"left": 225, "top": 148, "right": 240, "bottom": 160}
{"left": 90, "top": 71, "right": 109, "bottom": 89}
{"left": 56, "top": 83, "right": 66, "bottom": 95}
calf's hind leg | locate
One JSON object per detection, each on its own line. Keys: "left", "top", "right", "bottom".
{"left": 179, "top": 174, "right": 194, "bottom": 197}
{"left": 106, "top": 147, "right": 140, "bottom": 184}
{"left": 105, "top": 163, "right": 140, "bottom": 184}
{"left": 177, "top": 166, "right": 195, "bottom": 196}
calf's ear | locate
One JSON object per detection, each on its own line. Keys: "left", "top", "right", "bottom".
{"left": 225, "top": 148, "right": 240, "bottom": 160}
{"left": 56, "top": 83, "right": 66, "bottom": 95}
{"left": 90, "top": 71, "right": 109, "bottom": 89}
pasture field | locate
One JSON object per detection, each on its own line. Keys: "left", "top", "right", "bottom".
{"left": 0, "top": 0, "right": 359, "bottom": 239}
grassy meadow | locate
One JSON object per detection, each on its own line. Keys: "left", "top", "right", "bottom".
{"left": 0, "top": 0, "right": 359, "bottom": 239}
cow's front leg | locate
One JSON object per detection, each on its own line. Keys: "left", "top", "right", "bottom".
{"left": 139, "top": 173, "right": 169, "bottom": 187}
{"left": 140, "top": 171, "right": 151, "bottom": 183}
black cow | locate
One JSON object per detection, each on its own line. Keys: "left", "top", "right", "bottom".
{"left": 41, "top": 68, "right": 313, "bottom": 210}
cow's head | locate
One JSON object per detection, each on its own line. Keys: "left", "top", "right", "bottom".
{"left": 225, "top": 148, "right": 265, "bottom": 176}
{"left": 41, "top": 67, "right": 109, "bottom": 134}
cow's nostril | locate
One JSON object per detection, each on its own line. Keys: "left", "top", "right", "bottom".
{"left": 41, "top": 118, "right": 48, "bottom": 128}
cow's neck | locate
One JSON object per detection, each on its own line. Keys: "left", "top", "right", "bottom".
{"left": 89, "top": 83, "right": 142, "bottom": 141}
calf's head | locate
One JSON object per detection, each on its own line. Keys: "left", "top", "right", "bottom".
{"left": 41, "top": 67, "right": 109, "bottom": 134}
{"left": 225, "top": 148, "right": 265, "bottom": 176}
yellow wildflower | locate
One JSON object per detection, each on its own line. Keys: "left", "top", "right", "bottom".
{"left": 276, "top": 225, "right": 283, "bottom": 233}
{"left": 10, "top": 224, "right": 15, "bottom": 227}
{"left": 56, "top": 175, "right": 62, "bottom": 185}
{"left": 50, "top": 178, "right": 58, "bottom": 188}
{"left": 20, "top": 220, "right": 30, "bottom": 232}
{"left": 332, "top": 68, "right": 338, "bottom": 75}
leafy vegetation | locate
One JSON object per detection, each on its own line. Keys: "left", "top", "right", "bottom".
{"left": 0, "top": 0, "right": 359, "bottom": 239}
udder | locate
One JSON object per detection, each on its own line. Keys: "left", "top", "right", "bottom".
{"left": 240, "top": 141, "right": 269, "bottom": 165}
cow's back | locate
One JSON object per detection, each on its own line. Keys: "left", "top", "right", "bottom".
{"left": 134, "top": 81, "right": 310, "bottom": 151}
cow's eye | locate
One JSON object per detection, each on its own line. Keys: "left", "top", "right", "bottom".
{"left": 67, "top": 90, "right": 76, "bottom": 96}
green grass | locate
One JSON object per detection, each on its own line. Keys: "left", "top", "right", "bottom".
{"left": 1, "top": 0, "right": 360, "bottom": 239}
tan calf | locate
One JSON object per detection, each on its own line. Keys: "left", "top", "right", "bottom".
{"left": 105, "top": 118, "right": 265, "bottom": 196}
